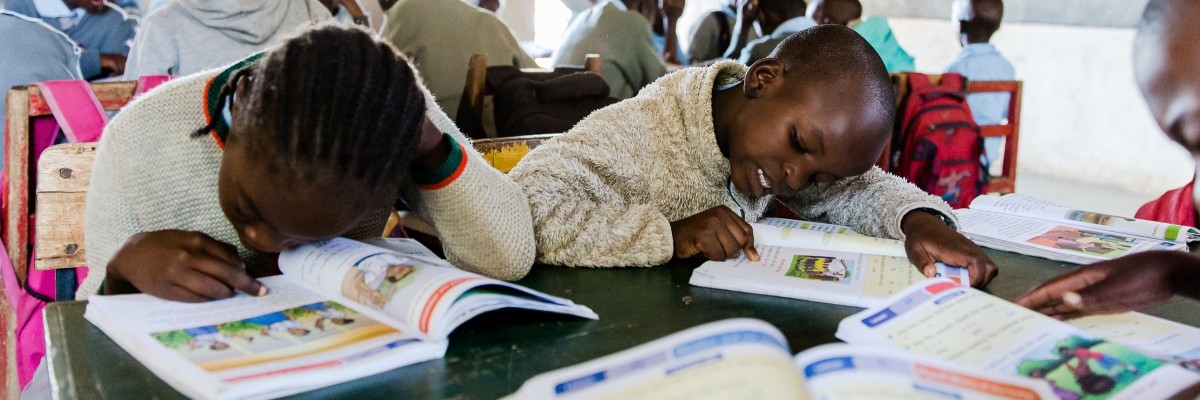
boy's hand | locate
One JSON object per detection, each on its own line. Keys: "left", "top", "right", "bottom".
{"left": 670, "top": 206, "right": 760, "bottom": 261}
{"left": 105, "top": 230, "right": 266, "bottom": 302}
{"left": 1016, "top": 251, "right": 1188, "bottom": 320}
{"left": 901, "top": 211, "right": 997, "bottom": 287}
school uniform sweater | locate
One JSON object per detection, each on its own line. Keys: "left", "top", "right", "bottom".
{"left": 0, "top": 11, "right": 82, "bottom": 144}
{"left": 80, "top": 59, "right": 536, "bottom": 299}
{"left": 4, "top": 0, "right": 136, "bottom": 79}
{"left": 509, "top": 60, "right": 957, "bottom": 267}
{"left": 552, "top": 0, "right": 667, "bottom": 100}
{"left": 123, "top": 0, "right": 331, "bottom": 78}
{"left": 382, "top": 0, "right": 536, "bottom": 119}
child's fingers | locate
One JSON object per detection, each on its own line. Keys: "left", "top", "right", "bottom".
{"left": 171, "top": 271, "right": 234, "bottom": 301}
{"left": 906, "top": 247, "right": 937, "bottom": 278}
{"left": 1015, "top": 267, "right": 1100, "bottom": 310}
{"left": 189, "top": 251, "right": 266, "bottom": 298}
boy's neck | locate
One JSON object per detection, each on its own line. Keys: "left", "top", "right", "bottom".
{"left": 711, "top": 84, "right": 743, "bottom": 158}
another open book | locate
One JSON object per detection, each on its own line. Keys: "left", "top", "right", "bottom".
{"left": 689, "top": 218, "right": 969, "bottom": 308}
{"left": 955, "top": 194, "right": 1195, "bottom": 264}
{"left": 838, "top": 279, "right": 1200, "bottom": 399}
{"left": 505, "top": 318, "right": 1057, "bottom": 399}
{"left": 84, "top": 238, "right": 598, "bottom": 400}
{"left": 506, "top": 282, "right": 1200, "bottom": 399}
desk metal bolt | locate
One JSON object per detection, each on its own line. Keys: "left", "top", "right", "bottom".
{"left": 59, "top": 168, "right": 73, "bottom": 179}
{"left": 65, "top": 244, "right": 78, "bottom": 255}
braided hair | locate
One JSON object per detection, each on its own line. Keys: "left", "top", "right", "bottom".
{"left": 196, "top": 23, "right": 425, "bottom": 189}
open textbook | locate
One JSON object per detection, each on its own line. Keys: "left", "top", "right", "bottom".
{"left": 1067, "top": 312, "right": 1200, "bottom": 372}
{"left": 837, "top": 279, "right": 1200, "bottom": 399}
{"left": 84, "top": 238, "right": 597, "bottom": 400}
{"left": 690, "top": 218, "right": 969, "bottom": 308}
{"left": 955, "top": 194, "right": 1195, "bottom": 264}
{"left": 505, "top": 318, "right": 1058, "bottom": 399}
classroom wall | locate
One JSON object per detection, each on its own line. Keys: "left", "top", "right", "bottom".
{"left": 889, "top": 17, "right": 1194, "bottom": 196}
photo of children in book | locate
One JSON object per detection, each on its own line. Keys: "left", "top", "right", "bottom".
{"left": 1016, "top": 335, "right": 1162, "bottom": 400}
{"left": 341, "top": 255, "right": 419, "bottom": 310}
{"left": 150, "top": 301, "right": 399, "bottom": 371}
{"left": 1027, "top": 227, "right": 1135, "bottom": 257}
{"left": 1065, "top": 211, "right": 1136, "bottom": 227}
{"left": 784, "top": 255, "right": 853, "bottom": 285}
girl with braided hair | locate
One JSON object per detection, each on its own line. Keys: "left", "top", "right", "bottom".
{"left": 81, "top": 23, "right": 535, "bottom": 302}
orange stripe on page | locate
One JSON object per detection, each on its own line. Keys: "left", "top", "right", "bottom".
{"left": 419, "top": 276, "right": 485, "bottom": 333}
{"left": 222, "top": 359, "right": 342, "bottom": 383}
{"left": 416, "top": 144, "right": 469, "bottom": 190}
{"left": 914, "top": 364, "right": 1041, "bottom": 400}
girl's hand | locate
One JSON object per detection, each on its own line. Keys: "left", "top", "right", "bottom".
{"left": 901, "top": 210, "right": 998, "bottom": 287}
{"left": 412, "top": 116, "right": 452, "bottom": 171}
{"left": 104, "top": 230, "right": 265, "bottom": 302}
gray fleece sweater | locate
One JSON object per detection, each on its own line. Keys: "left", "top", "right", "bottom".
{"left": 124, "top": 0, "right": 331, "bottom": 78}
{"left": 510, "top": 60, "right": 957, "bottom": 267}
{"left": 80, "top": 59, "right": 537, "bottom": 299}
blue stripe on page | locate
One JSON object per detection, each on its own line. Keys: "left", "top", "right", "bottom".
{"left": 553, "top": 352, "right": 669, "bottom": 395}
{"left": 672, "top": 330, "right": 789, "bottom": 358}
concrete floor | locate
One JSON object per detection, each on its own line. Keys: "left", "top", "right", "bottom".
{"left": 1013, "top": 172, "right": 1168, "bottom": 217}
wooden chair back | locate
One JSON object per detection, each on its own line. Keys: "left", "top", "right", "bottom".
{"left": 5, "top": 81, "right": 135, "bottom": 285}
{"left": 460, "top": 53, "right": 602, "bottom": 138}
{"left": 878, "top": 73, "right": 1023, "bottom": 194}
{"left": 33, "top": 143, "right": 96, "bottom": 272}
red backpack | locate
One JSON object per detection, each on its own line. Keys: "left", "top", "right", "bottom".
{"left": 893, "top": 73, "right": 987, "bottom": 209}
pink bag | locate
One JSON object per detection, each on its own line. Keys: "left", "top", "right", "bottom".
{"left": 2, "top": 76, "right": 170, "bottom": 388}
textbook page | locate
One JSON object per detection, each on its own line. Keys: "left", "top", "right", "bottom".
{"left": 751, "top": 223, "right": 906, "bottom": 257}
{"left": 970, "top": 194, "right": 1199, "bottom": 243}
{"left": 836, "top": 280, "right": 1200, "bottom": 400}
{"left": 84, "top": 276, "right": 444, "bottom": 400}
{"left": 504, "top": 319, "right": 808, "bottom": 400}
{"left": 689, "top": 245, "right": 967, "bottom": 308}
{"left": 279, "top": 238, "right": 597, "bottom": 339}
{"left": 956, "top": 209, "right": 1186, "bottom": 264}
{"left": 1068, "top": 312, "right": 1200, "bottom": 372}
{"left": 757, "top": 218, "right": 861, "bottom": 235}
{"left": 795, "top": 344, "right": 1057, "bottom": 399}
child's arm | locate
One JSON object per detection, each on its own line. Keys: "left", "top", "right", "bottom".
{"left": 1016, "top": 251, "right": 1200, "bottom": 319}
{"left": 398, "top": 88, "right": 536, "bottom": 281}
{"left": 509, "top": 141, "right": 677, "bottom": 268}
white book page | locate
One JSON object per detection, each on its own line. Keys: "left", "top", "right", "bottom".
{"left": 757, "top": 218, "right": 861, "bottom": 235}
{"left": 836, "top": 280, "right": 1200, "bottom": 400}
{"left": 751, "top": 223, "right": 906, "bottom": 257}
{"left": 689, "top": 245, "right": 967, "bottom": 308}
{"left": 84, "top": 276, "right": 443, "bottom": 400}
{"left": 279, "top": 238, "right": 596, "bottom": 339}
{"left": 1068, "top": 312, "right": 1200, "bottom": 372}
{"left": 970, "top": 194, "right": 1198, "bottom": 243}
{"left": 795, "top": 344, "right": 1057, "bottom": 399}
{"left": 504, "top": 319, "right": 806, "bottom": 400}
{"left": 956, "top": 209, "right": 1186, "bottom": 262}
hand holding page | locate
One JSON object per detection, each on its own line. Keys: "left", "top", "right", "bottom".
{"left": 85, "top": 238, "right": 597, "bottom": 400}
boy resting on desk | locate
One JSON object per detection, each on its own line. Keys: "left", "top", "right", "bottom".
{"left": 1017, "top": 0, "right": 1200, "bottom": 318}
{"left": 511, "top": 25, "right": 999, "bottom": 287}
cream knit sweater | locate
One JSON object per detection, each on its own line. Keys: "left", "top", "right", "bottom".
{"left": 510, "top": 60, "right": 957, "bottom": 267}
{"left": 80, "top": 66, "right": 536, "bottom": 299}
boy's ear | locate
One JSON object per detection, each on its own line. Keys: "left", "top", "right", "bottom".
{"left": 745, "top": 58, "right": 785, "bottom": 99}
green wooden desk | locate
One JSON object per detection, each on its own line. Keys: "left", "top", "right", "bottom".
{"left": 45, "top": 250, "right": 1200, "bottom": 399}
